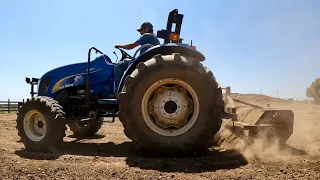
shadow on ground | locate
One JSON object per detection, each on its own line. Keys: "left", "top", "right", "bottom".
{"left": 66, "top": 134, "right": 106, "bottom": 139}
{"left": 14, "top": 141, "right": 248, "bottom": 173}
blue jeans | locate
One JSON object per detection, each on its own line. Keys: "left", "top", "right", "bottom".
{"left": 114, "top": 60, "right": 130, "bottom": 92}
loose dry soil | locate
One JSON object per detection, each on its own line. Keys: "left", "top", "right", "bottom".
{"left": 0, "top": 94, "right": 320, "bottom": 179}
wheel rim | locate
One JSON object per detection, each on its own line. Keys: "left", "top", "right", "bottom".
{"left": 23, "top": 110, "right": 47, "bottom": 141}
{"left": 141, "top": 78, "right": 200, "bottom": 137}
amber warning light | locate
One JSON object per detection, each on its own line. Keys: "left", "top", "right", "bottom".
{"left": 169, "top": 33, "right": 180, "bottom": 41}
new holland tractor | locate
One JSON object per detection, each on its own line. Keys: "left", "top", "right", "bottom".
{"left": 16, "top": 9, "right": 294, "bottom": 156}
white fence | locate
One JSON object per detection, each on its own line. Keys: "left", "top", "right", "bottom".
{"left": 0, "top": 99, "right": 24, "bottom": 113}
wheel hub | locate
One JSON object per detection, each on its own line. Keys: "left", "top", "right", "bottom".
{"left": 33, "top": 114, "right": 46, "bottom": 135}
{"left": 148, "top": 85, "right": 194, "bottom": 129}
{"left": 142, "top": 78, "right": 200, "bottom": 137}
{"left": 23, "top": 110, "right": 47, "bottom": 141}
{"left": 164, "top": 100, "right": 177, "bottom": 114}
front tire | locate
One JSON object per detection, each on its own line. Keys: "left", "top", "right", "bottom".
{"left": 16, "top": 96, "right": 67, "bottom": 153}
{"left": 118, "top": 53, "right": 224, "bottom": 156}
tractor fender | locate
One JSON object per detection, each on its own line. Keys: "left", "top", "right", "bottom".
{"left": 117, "top": 44, "right": 205, "bottom": 95}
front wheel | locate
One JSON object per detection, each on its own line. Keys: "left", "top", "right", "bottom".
{"left": 16, "top": 96, "right": 67, "bottom": 153}
{"left": 118, "top": 53, "right": 224, "bottom": 156}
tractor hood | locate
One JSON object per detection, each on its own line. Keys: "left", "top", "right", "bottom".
{"left": 37, "top": 55, "right": 113, "bottom": 97}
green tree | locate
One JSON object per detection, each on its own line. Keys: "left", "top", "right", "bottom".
{"left": 306, "top": 78, "right": 320, "bottom": 98}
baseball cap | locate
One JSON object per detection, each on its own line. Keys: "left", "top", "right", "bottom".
{"left": 137, "top": 22, "right": 153, "bottom": 32}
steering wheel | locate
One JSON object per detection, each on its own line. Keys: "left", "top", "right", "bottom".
{"left": 115, "top": 47, "right": 133, "bottom": 61}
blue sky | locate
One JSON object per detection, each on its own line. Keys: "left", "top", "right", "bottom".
{"left": 1, "top": 0, "right": 319, "bottom": 101}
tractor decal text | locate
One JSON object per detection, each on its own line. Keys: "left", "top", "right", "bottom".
{"left": 58, "top": 83, "right": 74, "bottom": 90}
{"left": 51, "top": 68, "right": 103, "bottom": 93}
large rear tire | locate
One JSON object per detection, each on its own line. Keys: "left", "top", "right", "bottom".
{"left": 118, "top": 53, "right": 224, "bottom": 156}
{"left": 16, "top": 96, "right": 67, "bottom": 153}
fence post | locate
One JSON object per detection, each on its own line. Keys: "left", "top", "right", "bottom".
{"left": 7, "top": 99, "right": 10, "bottom": 113}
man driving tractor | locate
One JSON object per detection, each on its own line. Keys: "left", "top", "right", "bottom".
{"left": 114, "top": 22, "right": 160, "bottom": 90}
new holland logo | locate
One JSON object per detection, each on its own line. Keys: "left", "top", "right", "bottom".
{"left": 74, "top": 75, "right": 84, "bottom": 86}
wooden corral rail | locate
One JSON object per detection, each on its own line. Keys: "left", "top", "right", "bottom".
{"left": 0, "top": 99, "right": 24, "bottom": 113}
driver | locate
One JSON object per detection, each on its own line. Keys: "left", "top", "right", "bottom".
{"left": 114, "top": 22, "right": 160, "bottom": 90}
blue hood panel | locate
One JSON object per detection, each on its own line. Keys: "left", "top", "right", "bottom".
{"left": 38, "top": 55, "right": 115, "bottom": 96}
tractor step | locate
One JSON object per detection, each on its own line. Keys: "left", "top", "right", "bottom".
{"left": 98, "top": 99, "right": 117, "bottom": 105}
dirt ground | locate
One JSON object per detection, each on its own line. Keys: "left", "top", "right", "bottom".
{"left": 0, "top": 94, "right": 320, "bottom": 179}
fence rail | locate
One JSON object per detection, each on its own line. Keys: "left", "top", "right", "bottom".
{"left": 0, "top": 99, "right": 24, "bottom": 113}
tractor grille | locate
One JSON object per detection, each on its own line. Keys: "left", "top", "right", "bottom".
{"left": 38, "top": 76, "right": 52, "bottom": 94}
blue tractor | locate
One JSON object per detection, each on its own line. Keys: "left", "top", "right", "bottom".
{"left": 16, "top": 9, "right": 294, "bottom": 156}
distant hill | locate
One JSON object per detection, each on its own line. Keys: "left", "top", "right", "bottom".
{"left": 228, "top": 93, "right": 319, "bottom": 110}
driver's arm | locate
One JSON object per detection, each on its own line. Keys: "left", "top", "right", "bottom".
{"left": 115, "top": 42, "right": 139, "bottom": 50}
{"left": 115, "top": 35, "right": 147, "bottom": 50}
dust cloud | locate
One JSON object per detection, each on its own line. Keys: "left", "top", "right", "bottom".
{"left": 215, "top": 94, "right": 320, "bottom": 160}
{"left": 216, "top": 123, "right": 308, "bottom": 160}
